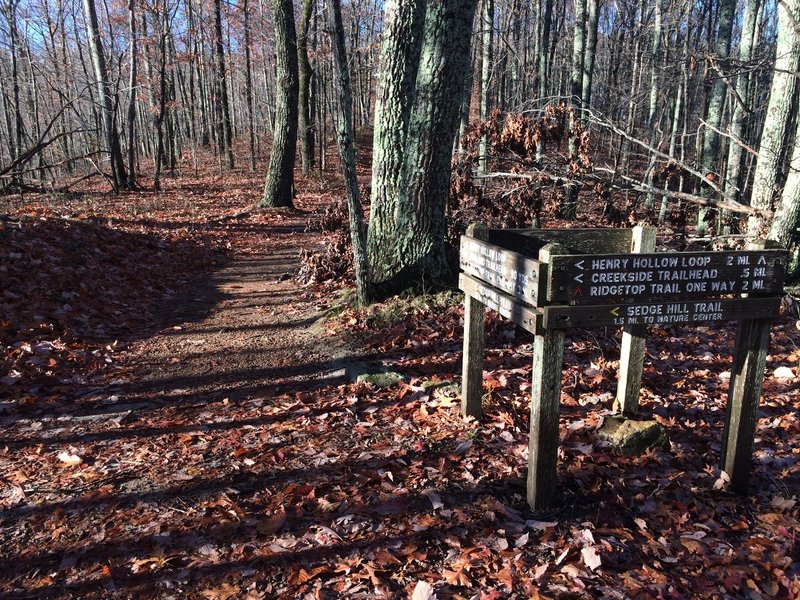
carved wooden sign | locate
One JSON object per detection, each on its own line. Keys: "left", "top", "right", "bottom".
{"left": 458, "top": 226, "right": 788, "bottom": 513}
{"left": 548, "top": 250, "right": 786, "bottom": 304}
{"left": 459, "top": 236, "right": 543, "bottom": 305}
{"left": 543, "top": 297, "right": 781, "bottom": 329}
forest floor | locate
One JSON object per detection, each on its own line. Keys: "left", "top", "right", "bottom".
{"left": 1, "top": 157, "right": 800, "bottom": 599}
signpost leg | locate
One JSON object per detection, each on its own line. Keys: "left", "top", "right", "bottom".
{"left": 615, "top": 226, "right": 657, "bottom": 416}
{"left": 461, "top": 293, "right": 486, "bottom": 418}
{"left": 528, "top": 329, "right": 565, "bottom": 511}
{"left": 528, "top": 241, "right": 567, "bottom": 511}
{"left": 461, "top": 224, "right": 490, "bottom": 419}
{"left": 721, "top": 318, "right": 771, "bottom": 493}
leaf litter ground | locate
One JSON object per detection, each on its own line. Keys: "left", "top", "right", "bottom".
{"left": 1, "top": 164, "right": 800, "bottom": 599}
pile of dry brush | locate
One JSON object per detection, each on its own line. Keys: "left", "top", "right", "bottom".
{"left": 300, "top": 106, "right": 656, "bottom": 286}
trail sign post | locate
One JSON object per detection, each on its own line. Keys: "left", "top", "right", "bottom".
{"left": 458, "top": 226, "right": 787, "bottom": 511}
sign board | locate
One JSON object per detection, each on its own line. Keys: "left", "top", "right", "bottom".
{"left": 459, "top": 226, "right": 787, "bottom": 511}
{"left": 548, "top": 250, "right": 786, "bottom": 304}
{"left": 460, "top": 236, "right": 543, "bottom": 304}
{"left": 487, "top": 228, "right": 636, "bottom": 255}
{"left": 458, "top": 273, "right": 540, "bottom": 333}
{"left": 542, "top": 297, "right": 781, "bottom": 329}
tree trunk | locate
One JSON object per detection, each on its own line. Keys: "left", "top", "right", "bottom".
{"left": 536, "top": 0, "right": 553, "bottom": 164}
{"left": 581, "top": 0, "right": 598, "bottom": 110}
{"left": 153, "top": 2, "right": 169, "bottom": 191}
{"left": 126, "top": 0, "right": 138, "bottom": 187}
{"left": 367, "top": 0, "right": 479, "bottom": 298}
{"left": 297, "top": 0, "right": 315, "bottom": 175}
{"left": 83, "top": 0, "right": 127, "bottom": 190}
{"left": 768, "top": 107, "right": 800, "bottom": 251}
{"left": 563, "top": 0, "right": 587, "bottom": 218}
{"left": 644, "top": 0, "right": 663, "bottom": 208}
{"left": 260, "top": 0, "right": 299, "bottom": 208}
{"left": 243, "top": 0, "right": 257, "bottom": 171}
{"left": 748, "top": 1, "right": 800, "bottom": 237}
{"left": 478, "top": 0, "right": 493, "bottom": 178}
{"left": 367, "top": 0, "right": 426, "bottom": 273}
{"left": 213, "top": 0, "right": 234, "bottom": 169}
{"left": 697, "top": 0, "right": 735, "bottom": 234}
{"left": 325, "top": 0, "right": 370, "bottom": 305}
{"left": 724, "top": 0, "right": 762, "bottom": 202}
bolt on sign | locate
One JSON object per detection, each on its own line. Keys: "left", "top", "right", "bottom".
{"left": 458, "top": 226, "right": 787, "bottom": 512}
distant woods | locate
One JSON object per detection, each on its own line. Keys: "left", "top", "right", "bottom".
{"left": 0, "top": 0, "right": 382, "bottom": 192}
{"left": 0, "top": 0, "right": 799, "bottom": 278}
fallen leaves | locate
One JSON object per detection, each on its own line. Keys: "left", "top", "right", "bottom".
{"left": 2, "top": 182, "right": 800, "bottom": 599}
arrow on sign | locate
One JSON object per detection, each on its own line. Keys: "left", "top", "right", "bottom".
{"left": 575, "top": 260, "right": 584, "bottom": 270}
{"left": 610, "top": 307, "right": 620, "bottom": 317}
{"left": 574, "top": 273, "right": 584, "bottom": 283}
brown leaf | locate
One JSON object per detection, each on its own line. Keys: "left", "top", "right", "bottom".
{"left": 257, "top": 509, "right": 286, "bottom": 535}
{"left": 200, "top": 583, "right": 240, "bottom": 600}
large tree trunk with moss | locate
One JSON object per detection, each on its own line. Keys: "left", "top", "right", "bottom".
{"left": 367, "top": 0, "right": 479, "bottom": 299}
{"left": 768, "top": 110, "right": 800, "bottom": 253}
{"left": 367, "top": 0, "right": 426, "bottom": 287}
{"left": 747, "top": 1, "right": 800, "bottom": 237}
{"left": 261, "top": 0, "right": 299, "bottom": 209}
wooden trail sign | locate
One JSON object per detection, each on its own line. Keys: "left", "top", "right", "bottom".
{"left": 458, "top": 226, "right": 787, "bottom": 512}
{"left": 543, "top": 297, "right": 781, "bottom": 329}
{"left": 549, "top": 250, "right": 786, "bottom": 304}
{"left": 459, "top": 236, "right": 543, "bottom": 305}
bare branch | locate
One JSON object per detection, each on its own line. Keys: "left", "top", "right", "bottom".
{"left": 581, "top": 107, "right": 725, "bottom": 195}
{"left": 475, "top": 167, "right": 767, "bottom": 217}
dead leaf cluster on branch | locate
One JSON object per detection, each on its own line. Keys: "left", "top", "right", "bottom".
{"left": 450, "top": 107, "right": 768, "bottom": 243}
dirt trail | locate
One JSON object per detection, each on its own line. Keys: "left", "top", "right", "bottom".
{"left": 121, "top": 211, "right": 358, "bottom": 410}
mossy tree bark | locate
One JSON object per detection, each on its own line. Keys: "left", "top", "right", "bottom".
{"left": 748, "top": 1, "right": 800, "bottom": 237}
{"left": 325, "top": 0, "right": 370, "bottom": 305}
{"left": 367, "top": 0, "right": 479, "bottom": 299}
{"left": 260, "top": 0, "right": 299, "bottom": 209}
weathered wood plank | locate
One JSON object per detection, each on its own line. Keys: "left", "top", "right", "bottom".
{"left": 527, "top": 242, "right": 567, "bottom": 512}
{"left": 461, "top": 226, "right": 489, "bottom": 419}
{"left": 549, "top": 250, "right": 786, "bottom": 304}
{"left": 542, "top": 297, "right": 780, "bottom": 329}
{"left": 721, "top": 317, "right": 772, "bottom": 493}
{"left": 460, "top": 236, "right": 544, "bottom": 305}
{"left": 458, "top": 273, "right": 540, "bottom": 333}
{"left": 616, "top": 226, "right": 656, "bottom": 416}
{"left": 488, "top": 228, "right": 634, "bottom": 255}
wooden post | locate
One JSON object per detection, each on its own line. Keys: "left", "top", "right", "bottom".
{"left": 721, "top": 239, "right": 775, "bottom": 493}
{"left": 721, "top": 317, "right": 771, "bottom": 493}
{"left": 527, "top": 243, "right": 566, "bottom": 511}
{"left": 614, "top": 226, "right": 657, "bottom": 416}
{"left": 461, "top": 224, "right": 488, "bottom": 419}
